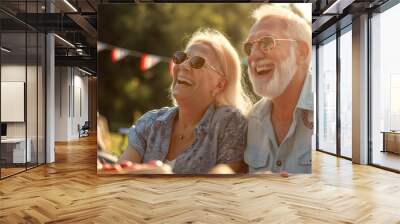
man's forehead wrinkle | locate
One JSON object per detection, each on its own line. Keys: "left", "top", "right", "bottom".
{"left": 258, "top": 16, "right": 288, "bottom": 30}
{"left": 248, "top": 16, "right": 289, "bottom": 40}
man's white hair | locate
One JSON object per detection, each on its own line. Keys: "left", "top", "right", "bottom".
{"left": 252, "top": 3, "right": 312, "bottom": 64}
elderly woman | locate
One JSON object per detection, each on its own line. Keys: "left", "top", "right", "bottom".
{"left": 100, "top": 28, "right": 251, "bottom": 174}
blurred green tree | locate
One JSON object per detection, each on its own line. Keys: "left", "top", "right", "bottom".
{"left": 98, "top": 3, "right": 261, "bottom": 132}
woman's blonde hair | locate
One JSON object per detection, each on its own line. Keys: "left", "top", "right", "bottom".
{"left": 171, "top": 28, "right": 252, "bottom": 115}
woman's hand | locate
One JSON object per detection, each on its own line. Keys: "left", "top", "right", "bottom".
{"left": 98, "top": 160, "right": 173, "bottom": 174}
{"left": 208, "top": 164, "right": 235, "bottom": 174}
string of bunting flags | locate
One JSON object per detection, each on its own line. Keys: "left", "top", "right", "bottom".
{"left": 97, "top": 41, "right": 174, "bottom": 73}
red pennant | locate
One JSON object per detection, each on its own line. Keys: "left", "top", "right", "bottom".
{"left": 111, "top": 48, "right": 129, "bottom": 63}
{"left": 111, "top": 49, "right": 118, "bottom": 63}
{"left": 140, "top": 54, "right": 161, "bottom": 72}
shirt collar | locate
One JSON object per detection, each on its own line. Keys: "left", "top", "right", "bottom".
{"left": 296, "top": 74, "right": 314, "bottom": 111}
{"left": 249, "top": 98, "right": 268, "bottom": 120}
{"left": 194, "top": 104, "right": 215, "bottom": 133}
{"left": 155, "top": 107, "right": 178, "bottom": 124}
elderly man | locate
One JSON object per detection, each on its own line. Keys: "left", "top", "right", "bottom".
{"left": 244, "top": 4, "right": 313, "bottom": 174}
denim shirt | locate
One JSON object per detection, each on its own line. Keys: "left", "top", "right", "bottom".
{"left": 244, "top": 75, "right": 314, "bottom": 174}
{"left": 128, "top": 104, "right": 247, "bottom": 174}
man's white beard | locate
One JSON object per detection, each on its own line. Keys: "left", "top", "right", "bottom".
{"left": 250, "top": 48, "right": 297, "bottom": 99}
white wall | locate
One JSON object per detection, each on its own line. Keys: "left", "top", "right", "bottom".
{"left": 54, "top": 67, "right": 89, "bottom": 141}
{"left": 1, "top": 82, "right": 25, "bottom": 122}
{"left": 55, "top": 67, "right": 69, "bottom": 141}
{"left": 1, "top": 63, "right": 46, "bottom": 164}
{"left": 1, "top": 64, "right": 26, "bottom": 81}
{"left": 1, "top": 65, "right": 26, "bottom": 139}
{"left": 1, "top": 65, "right": 37, "bottom": 138}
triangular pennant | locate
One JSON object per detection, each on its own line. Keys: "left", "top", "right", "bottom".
{"left": 97, "top": 41, "right": 108, "bottom": 52}
{"left": 140, "top": 54, "right": 161, "bottom": 72}
{"left": 111, "top": 47, "right": 130, "bottom": 63}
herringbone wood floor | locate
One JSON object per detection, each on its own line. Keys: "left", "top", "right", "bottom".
{"left": 1, "top": 135, "right": 400, "bottom": 224}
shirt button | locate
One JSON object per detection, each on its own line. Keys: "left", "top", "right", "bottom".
{"left": 276, "top": 160, "right": 282, "bottom": 167}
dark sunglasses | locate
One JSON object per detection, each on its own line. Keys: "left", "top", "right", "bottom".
{"left": 172, "top": 51, "right": 225, "bottom": 76}
{"left": 243, "top": 36, "right": 296, "bottom": 56}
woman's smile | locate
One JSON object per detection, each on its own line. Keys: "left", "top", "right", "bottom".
{"left": 176, "top": 75, "right": 194, "bottom": 87}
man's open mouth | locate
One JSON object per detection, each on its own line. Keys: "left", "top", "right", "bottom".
{"left": 255, "top": 64, "right": 274, "bottom": 76}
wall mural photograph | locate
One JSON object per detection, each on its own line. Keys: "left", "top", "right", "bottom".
{"left": 96, "top": 3, "right": 313, "bottom": 175}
